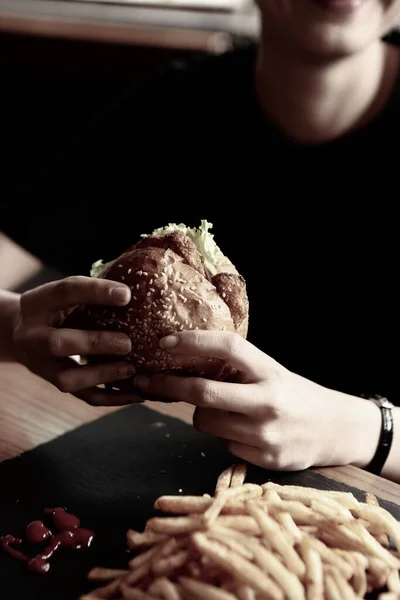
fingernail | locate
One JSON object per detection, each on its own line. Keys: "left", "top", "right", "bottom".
{"left": 117, "top": 364, "right": 136, "bottom": 377}
{"left": 160, "top": 335, "right": 179, "bottom": 349}
{"left": 112, "top": 286, "right": 130, "bottom": 304}
{"left": 111, "top": 336, "right": 132, "bottom": 354}
{"left": 135, "top": 375, "right": 150, "bottom": 390}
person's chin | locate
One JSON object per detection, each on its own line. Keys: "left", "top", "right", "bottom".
{"left": 299, "top": 0, "right": 387, "bottom": 57}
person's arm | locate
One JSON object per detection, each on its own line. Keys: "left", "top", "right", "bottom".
{"left": 0, "top": 290, "right": 20, "bottom": 361}
{"left": 133, "top": 330, "right": 400, "bottom": 484}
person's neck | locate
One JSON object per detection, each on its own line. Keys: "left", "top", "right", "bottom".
{"left": 255, "top": 36, "right": 399, "bottom": 145}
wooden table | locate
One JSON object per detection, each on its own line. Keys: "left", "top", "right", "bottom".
{"left": 0, "top": 0, "right": 259, "bottom": 53}
{"left": 1, "top": 361, "right": 399, "bottom": 505}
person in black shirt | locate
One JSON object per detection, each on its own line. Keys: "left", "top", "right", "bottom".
{"left": 1, "top": 0, "right": 400, "bottom": 481}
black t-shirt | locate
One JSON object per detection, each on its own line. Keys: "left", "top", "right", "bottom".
{"left": 3, "top": 41, "right": 400, "bottom": 404}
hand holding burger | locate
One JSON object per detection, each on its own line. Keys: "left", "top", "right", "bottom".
{"left": 64, "top": 221, "right": 249, "bottom": 399}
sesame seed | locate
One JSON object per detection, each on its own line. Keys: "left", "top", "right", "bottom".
{"left": 133, "top": 296, "right": 137, "bottom": 301}
{"left": 197, "top": 299, "right": 202, "bottom": 305}
{"left": 160, "top": 290, "right": 164, "bottom": 296}
{"left": 149, "top": 279, "right": 153, "bottom": 285}
{"left": 128, "top": 307, "right": 134, "bottom": 311}
{"left": 150, "top": 288, "right": 155, "bottom": 293}
{"left": 112, "top": 312, "right": 116, "bottom": 318}
{"left": 118, "top": 264, "right": 123, "bottom": 268}
{"left": 120, "top": 276, "right": 125, "bottom": 281}
{"left": 179, "top": 325, "right": 184, "bottom": 331}
{"left": 202, "top": 318, "right": 207, "bottom": 322}
{"left": 147, "top": 292, "right": 151, "bottom": 297}
{"left": 136, "top": 270, "right": 142, "bottom": 276}
{"left": 136, "top": 284, "right": 140, "bottom": 290}
{"left": 154, "top": 274, "right": 158, "bottom": 279}
{"left": 169, "top": 279, "right": 173, "bottom": 284}
{"left": 222, "top": 292, "right": 226, "bottom": 298}
{"left": 143, "top": 272, "right": 148, "bottom": 276}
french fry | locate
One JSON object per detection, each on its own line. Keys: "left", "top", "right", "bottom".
{"left": 148, "top": 577, "right": 181, "bottom": 600}
{"left": 352, "top": 504, "right": 400, "bottom": 551}
{"left": 179, "top": 576, "right": 238, "bottom": 599}
{"left": 88, "top": 568, "right": 129, "bottom": 581}
{"left": 191, "top": 533, "right": 283, "bottom": 600}
{"left": 155, "top": 496, "right": 211, "bottom": 514}
{"left": 310, "top": 497, "right": 353, "bottom": 522}
{"left": 247, "top": 503, "right": 306, "bottom": 577}
{"left": 352, "top": 522, "right": 400, "bottom": 569}
{"left": 263, "top": 483, "right": 359, "bottom": 510}
{"left": 152, "top": 550, "right": 189, "bottom": 577}
{"left": 252, "top": 541, "right": 306, "bottom": 600}
{"left": 206, "top": 528, "right": 254, "bottom": 560}
{"left": 388, "top": 569, "right": 400, "bottom": 593}
{"left": 204, "top": 484, "right": 263, "bottom": 528}
{"left": 236, "top": 586, "right": 256, "bottom": 600}
{"left": 308, "top": 538, "right": 354, "bottom": 580}
{"left": 329, "top": 567, "right": 358, "bottom": 600}
{"left": 215, "top": 466, "right": 234, "bottom": 493}
{"left": 275, "top": 512, "right": 302, "bottom": 544}
{"left": 127, "top": 530, "right": 168, "bottom": 549}
{"left": 86, "top": 464, "right": 400, "bottom": 600}
{"left": 88, "top": 579, "right": 122, "bottom": 599}
{"left": 230, "top": 464, "right": 247, "bottom": 488}
{"left": 121, "top": 584, "right": 159, "bottom": 600}
{"left": 147, "top": 515, "right": 204, "bottom": 535}
{"left": 324, "top": 572, "right": 342, "bottom": 600}
{"left": 129, "top": 544, "right": 163, "bottom": 569}
{"left": 299, "top": 537, "right": 324, "bottom": 600}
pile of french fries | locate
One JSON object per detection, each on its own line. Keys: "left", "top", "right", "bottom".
{"left": 82, "top": 463, "right": 400, "bottom": 600}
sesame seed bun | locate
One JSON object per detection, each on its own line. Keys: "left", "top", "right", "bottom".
{"left": 63, "top": 223, "right": 249, "bottom": 399}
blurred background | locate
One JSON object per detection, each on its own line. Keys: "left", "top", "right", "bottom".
{"left": 0, "top": 0, "right": 259, "bottom": 292}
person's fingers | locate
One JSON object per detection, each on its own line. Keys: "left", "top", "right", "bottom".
{"left": 22, "top": 326, "right": 132, "bottom": 358}
{"left": 52, "top": 360, "right": 136, "bottom": 394}
{"left": 193, "top": 407, "right": 253, "bottom": 444}
{"left": 159, "top": 331, "right": 275, "bottom": 381}
{"left": 21, "top": 276, "right": 130, "bottom": 318}
{"left": 75, "top": 387, "right": 144, "bottom": 407}
{"left": 224, "top": 440, "right": 275, "bottom": 470}
{"left": 134, "top": 373, "right": 261, "bottom": 414}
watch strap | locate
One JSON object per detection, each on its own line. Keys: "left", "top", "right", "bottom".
{"left": 363, "top": 394, "right": 394, "bottom": 476}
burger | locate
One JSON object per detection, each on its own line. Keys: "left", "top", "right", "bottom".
{"left": 65, "top": 221, "right": 249, "bottom": 394}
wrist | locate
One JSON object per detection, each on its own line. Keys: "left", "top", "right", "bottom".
{"left": 349, "top": 395, "right": 382, "bottom": 469}
{"left": 322, "top": 388, "right": 382, "bottom": 468}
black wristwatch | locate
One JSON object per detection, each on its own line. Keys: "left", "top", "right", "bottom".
{"left": 362, "top": 394, "right": 394, "bottom": 476}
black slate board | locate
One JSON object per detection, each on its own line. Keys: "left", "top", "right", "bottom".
{"left": 0, "top": 404, "right": 399, "bottom": 600}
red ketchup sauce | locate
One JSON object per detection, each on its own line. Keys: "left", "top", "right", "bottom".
{"left": 1, "top": 507, "right": 94, "bottom": 574}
